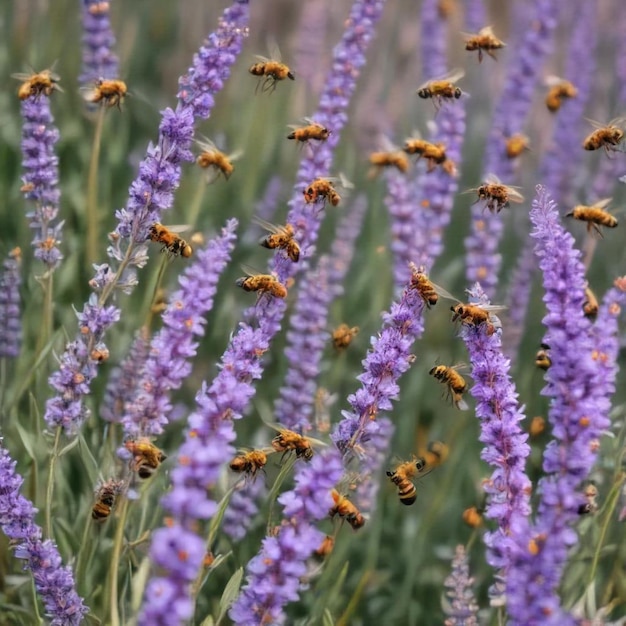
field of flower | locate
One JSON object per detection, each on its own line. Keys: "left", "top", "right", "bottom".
{"left": 1, "top": 0, "right": 626, "bottom": 625}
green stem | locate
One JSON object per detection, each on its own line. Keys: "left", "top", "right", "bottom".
{"left": 186, "top": 176, "right": 206, "bottom": 228}
{"left": 35, "top": 272, "right": 54, "bottom": 356}
{"left": 144, "top": 256, "right": 169, "bottom": 330}
{"left": 75, "top": 509, "right": 94, "bottom": 595}
{"left": 87, "top": 106, "right": 106, "bottom": 269}
{"left": 45, "top": 427, "right": 62, "bottom": 539}
{"left": 108, "top": 497, "right": 130, "bottom": 626}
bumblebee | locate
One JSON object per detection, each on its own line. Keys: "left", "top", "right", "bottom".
{"left": 124, "top": 438, "right": 167, "bottom": 479}
{"left": 464, "top": 26, "right": 506, "bottom": 62}
{"left": 386, "top": 456, "right": 428, "bottom": 506}
{"left": 148, "top": 223, "right": 193, "bottom": 258}
{"left": 535, "top": 343, "right": 552, "bottom": 370}
{"left": 92, "top": 480, "right": 124, "bottom": 521}
{"left": 236, "top": 272, "right": 288, "bottom": 298}
{"left": 329, "top": 489, "right": 365, "bottom": 530}
{"left": 429, "top": 364, "right": 469, "bottom": 410}
{"left": 332, "top": 324, "right": 359, "bottom": 350}
{"left": 13, "top": 69, "right": 62, "bottom": 100}
{"left": 565, "top": 198, "right": 618, "bottom": 236}
{"left": 84, "top": 78, "right": 127, "bottom": 109}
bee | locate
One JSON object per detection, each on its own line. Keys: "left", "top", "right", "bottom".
{"left": 92, "top": 480, "right": 124, "bottom": 521}
{"left": 315, "top": 535, "right": 335, "bottom": 557}
{"left": 429, "top": 364, "right": 469, "bottom": 410}
{"left": 403, "top": 137, "right": 448, "bottom": 172}
{"left": 236, "top": 271, "right": 288, "bottom": 298}
{"left": 303, "top": 178, "right": 342, "bottom": 206}
{"left": 287, "top": 119, "right": 331, "bottom": 144}
{"left": 88, "top": 2, "right": 110, "bottom": 15}
{"left": 124, "top": 438, "right": 167, "bottom": 479}
{"left": 271, "top": 428, "right": 316, "bottom": 461}
{"left": 332, "top": 324, "right": 359, "bottom": 350}
{"left": 437, "top": 0, "right": 455, "bottom": 19}
{"left": 368, "top": 150, "right": 410, "bottom": 177}
{"left": 505, "top": 134, "right": 530, "bottom": 159}
{"left": 578, "top": 482, "right": 599, "bottom": 515}
{"left": 462, "top": 506, "right": 483, "bottom": 528}
{"left": 535, "top": 343, "right": 552, "bottom": 370}
{"left": 544, "top": 76, "right": 578, "bottom": 113}
{"left": 249, "top": 55, "right": 295, "bottom": 93}
{"left": 466, "top": 174, "right": 524, "bottom": 214}
{"left": 409, "top": 264, "right": 455, "bottom": 308}
{"left": 565, "top": 198, "right": 618, "bottom": 236}
{"left": 464, "top": 26, "right": 506, "bottom": 62}
{"left": 450, "top": 302, "right": 505, "bottom": 336}
{"left": 313, "top": 387, "right": 336, "bottom": 434}
{"left": 583, "top": 286, "right": 599, "bottom": 319}
{"left": 255, "top": 217, "right": 301, "bottom": 262}
{"left": 229, "top": 449, "right": 268, "bottom": 478}
{"left": 386, "top": 456, "right": 428, "bottom": 506}
{"left": 83, "top": 78, "right": 127, "bottom": 109}
{"left": 148, "top": 223, "right": 193, "bottom": 258}
{"left": 196, "top": 138, "right": 241, "bottom": 182}
{"left": 329, "top": 489, "right": 365, "bottom": 530}
{"left": 416, "top": 69, "right": 464, "bottom": 108}
{"left": 423, "top": 440, "right": 449, "bottom": 467}
{"left": 529, "top": 416, "right": 546, "bottom": 438}
{"left": 582, "top": 118, "right": 626, "bottom": 153}
{"left": 13, "top": 68, "right": 62, "bottom": 100}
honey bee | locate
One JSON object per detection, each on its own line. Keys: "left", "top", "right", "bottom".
{"left": 83, "top": 78, "right": 127, "bottom": 109}
{"left": 303, "top": 178, "right": 342, "bottom": 206}
{"left": 423, "top": 440, "right": 449, "bottom": 467}
{"left": 92, "top": 480, "right": 124, "bottom": 521}
{"left": 249, "top": 55, "right": 295, "bottom": 93}
{"left": 386, "top": 456, "right": 428, "bottom": 506}
{"left": 437, "top": 0, "right": 455, "bottom": 19}
{"left": 582, "top": 118, "right": 626, "bottom": 153}
{"left": 464, "top": 26, "right": 506, "bottom": 62}
{"left": 124, "top": 438, "right": 167, "bottom": 479}
{"left": 329, "top": 489, "right": 365, "bottom": 530}
{"left": 505, "top": 133, "right": 530, "bottom": 159}
{"left": 466, "top": 174, "right": 524, "bottom": 213}
{"left": 416, "top": 69, "right": 464, "bottom": 108}
{"left": 544, "top": 76, "right": 578, "bottom": 113}
{"left": 450, "top": 302, "right": 505, "bottom": 336}
{"left": 578, "top": 482, "right": 599, "bottom": 515}
{"left": 13, "top": 68, "right": 62, "bottom": 100}
{"left": 565, "top": 198, "right": 618, "bottom": 236}
{"left": 271, "top": 428, "right": 317, "bottom": 461}
{"left": 368, "top": 150, "right": 410, "bottom": 177}
{"left": 229, "top": 449, "right": 268, "bottom": 478}
{"left": 462, "top": 506, "right": 483, "bottom": 528}
{"left": 332, "top": 324, "right": 359, "bottom": 350}
{"left": 255, "top": 217, "right": 301, "bottom": 262}
{"left": 403, "top": 137, "right": 448, "bottom": 172}
{"left": 315, "top": 535, "right": 335, "bottom": 557}
{"left": 583, "top": 286, "right": 599, "bottom": 319}
{"left": 409, "top": 264, "right": 455, "bottom": 308}
{"left": 535, "top": 343, "right": 552, "bottom": 370}
{"left": 88, "top": 1, "right": 110, "bottom": 15}
{"left": 236, "top": 271, "right": 288, "bottom": 298}
{"left": 287, "top": 119, "right": 331, "bottom": 144}
{"left": 148, "top": 223, "right": 193, "bottom": 258}
{"left": 429, "top": 364, "right": 469, "bottom": 410}
{"left": 529, "top": 416, "right": 546, "bottom": 438}
{"left": 196, "top": 138, "right": 241, "bottom": 182}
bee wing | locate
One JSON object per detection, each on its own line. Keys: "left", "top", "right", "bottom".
{"left": 590, "top": 198, "right": 613, "bottom": 210}
{"left": 239, "top": 263, "right": 271, "bottom": 278}
{"left": 607, "top": 116, "right": 626, "bottom": 129}
{"left": 163, "top": 224, "right": 192, "bottom": 234}
{"left": 337, "top": 172, "right": 354, "bottom": 190}
{"left": 264, "top": 422, "right": 327, "bottom": 447}
{"left": 478, "top": 25, "right": 497, "bottom": 37}
{"left": 483, "top": 172, "right": 503, "bottom": 185}
{"left": 481, "top": 304, "right": 508, "bottom": 313}
{"left": 544, "top": 74, "right": 567, "bottom": 87}
{"left": 507, "top": 188, "right": 525, "bottom": 203}
{"left": 585, "top": 117, "right": 618, "bottom": 131}
{"left": 431, "top": 281, "right": 459, "bottom": 302}
{"left": 196, "top": 136, "right": 220, "bottom": 153}
{"left": 252, "top": 216, "right": 286, "bottom": 235}
{"left": 254, "top": 54, "right": 272, "bottom": 63}
{"left": 226, "top": 149, "right": 244, "bottom": 162}
{"left": 438, "top": 67, "right": 465, "bottom": 84}
{"left": 376, "top": 135, "right": 399, "bottom": 152}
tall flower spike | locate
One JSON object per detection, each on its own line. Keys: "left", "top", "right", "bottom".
{"left": 0, "top": 444, "right": 88, "bottom": 624}
{"left": 0, "top": 248, "right": 23, "bottom": 358}
{"left": 80, "top": 0, "right": 120, "bottom": 86}
{"left": 505, "top": 186, "right": 615, "bottom": 625}
{"left": 443, "top": 545, "right": 479, "bottom": 626}
{"left": 43, "top": 1, "right": 249, "bottom": 435}
{"left": 420, "top": 0, "right": 448, "bottom": 80}
{"left": 465, "top": 0, "right": 563, "bottom": 296}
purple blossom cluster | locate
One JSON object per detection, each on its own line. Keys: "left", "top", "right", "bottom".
{"left": 444, "top": 545, "right": 479, "bottom": 626}
{"left": 79, "top": 0, "right": 120, "bottom": 86}
{"left": 0, "top": 248, "right": 22, "bottom": 358}
{"left": 0, "top": 445, "right": 88, "bottom": 625}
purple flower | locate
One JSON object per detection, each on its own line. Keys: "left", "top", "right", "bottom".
{"left": 19, "top": 89, "right": 63, "bottom": 270}
{"left": 463, "top": 0, "right": 487, "bottom": 34}
{"left": 80, "top": 0, "right": 120, "bottom": 86}
{"left": 223, "top": 478, "right": 268, "bottom": 541}
{"left": 0, "top": 445, "right": 88, "bottom": 624}
{"left": 420, "top": 0, "right": 448, "bottom": 79}
{"left": 122, "top": 220, "right": 238, "bottom": 437}
{"left": 444, "top": 545, "right": 479, "bottom": 626}
{"left": 0, "top": 248, "right": 22, "bottom": 358}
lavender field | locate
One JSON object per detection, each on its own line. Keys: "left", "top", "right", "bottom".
{"left": 1, "top": 0, "right": 626, "bottom": 624}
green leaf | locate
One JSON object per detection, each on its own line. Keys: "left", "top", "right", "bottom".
{"left": 216, "top": 567, "right": 243, "bottom": 624}
{"left": 322, "top": 608, "right": 335, "bottom": 626}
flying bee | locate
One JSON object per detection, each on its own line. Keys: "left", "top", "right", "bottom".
{"left": 416, "top": 69, "right": 464, "bottom": 109}
{"left": 529, "top": 416, "right": 546, "bottom": 438}
{"left": 582, "top": 117, "right": 626, "bottom": 153}
{"left": 83, "top": 78, "right": 127, "bottom": 109}
{"left": 249, "top": 54, "right": 294, "bottom": 93}
{"left": 450, "top": 302, "right": 505, "bottom": 336}
{"left": 236, "top": 270, "right": 288, "bottom": 298}
{"left": 535, "top": 343, "right": 552, "bottom": 370}
{"left": 403, "top": 137, "right": 448, "bottom": 172}
{"left": 287, "top": 118, "right": 331, "bottom": 144}
{"left": 124, "top": 438, "right": 167, "bottom": 479}
{"left": 148, "top": 223, "right": 193, "bottom": 258}
{"left": 332, "top": 324, "right": 359, "bottom": 350}
{"left": 466, "top": 174, "right": 524, "bottom": 213}
{"left": 386, "top": 456, "right": 429, "bottom": 506}
{"left": 505, "top": 134, "right": 530, "bottom": 159}
{"left": 578, "top": 482, "right": 599, "bottom": 515}
{"left": 329, "top": 489, "right": 365, "bottom": 530}
{"left": 92, "top": 480, "right": 124, "bottom": 521}
{"left": 408, "top": 264, "right": 455, "bottom": 308}
{"left": 13, "top": 68, "right": 62, "bottom": 100}
{"left": 254, "top": 217, "right": 301, "bottom": 262}
{"left": 303, "top": 177, "right": 343, "bottom": 206}
{"left": 423, "top": 440, "right": 449, "bottom": 467}
{"left": 462, "top": 506, "right": 483, "bottom": 528}
{"left": 196, "top": 138, "right": 241, "bottom": 182}
{"left": 464, "top": 26, "right": 506, "bottom": 62}
{"left": 88, "top": 2, "right": 110, "bottom": 15}
{"left": 368, "top": 150, "right": 410, "bottom": 177}
{"left": 315, "top": 535, "right": 335, "bottom": 557}
{"left": 270, "top": 427, "right": 321, "bottom": 461}
{"left": 565, "top": 198, "right": 618, "bottom": 236}
{"left": 583, "top": 286, "right": 599, "bottom": 319}
{"left": 229, "top": 449, "right": 269, "bottom": 478}
{"left": 429, "top": 364, "right": 469, "bottom": 410}
{"left": 544, "top": 76, "right": 578, "bottom": 112}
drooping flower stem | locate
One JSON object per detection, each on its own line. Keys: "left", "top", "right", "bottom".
{"left": 86, "top": 105, "right": 106, "bottom": 268}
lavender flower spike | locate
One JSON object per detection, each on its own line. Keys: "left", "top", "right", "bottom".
{"left": 443, "top": 545, "right": 479, "bottom": 626}
{"left": 505, "top": 186, "right": 616, "bottom": 625}
{"left": 0, "top": 248, "right": 23, "bottom": 358}
{"left": 80, "top": 0, "right": 120, "bottom": 86}
{"left": 0, "top": 444, "right": 88, "bottom": 624}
